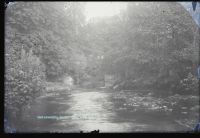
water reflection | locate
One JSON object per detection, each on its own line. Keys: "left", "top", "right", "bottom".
{"left": 66, "top": 92, "right": 116, "bottom": 132}
{"left": 23, "top": 89, "right": 191, "bottom": 132}
{"left": 64, "top": 91, "right": 152, "bottom": 132}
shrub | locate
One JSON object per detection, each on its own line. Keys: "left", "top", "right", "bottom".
{"left": 178, "top": 73, "right": 198, "bottom": 95}
{"left": 5, "top": 49, "right": 46, "bottom": 129}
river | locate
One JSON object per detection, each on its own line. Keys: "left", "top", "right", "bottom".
{"left": 21, "top": 88, "right": 191, "bottom": 133}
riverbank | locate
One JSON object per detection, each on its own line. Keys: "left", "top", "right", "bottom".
{"left": 108, "top": 90, "right": 199, "bottom": 131}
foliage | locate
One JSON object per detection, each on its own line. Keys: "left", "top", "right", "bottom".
{"left": 95, "top": 2, "right": 199, "bottom": 95}
{"left": 178, "top": 73, "right": 198, "bottom": 94}
{"left": 5, "top": 49, "right": 46, "bottom": 122}
{"left": 5, "top": 3, "right": 87, "bottom": 129}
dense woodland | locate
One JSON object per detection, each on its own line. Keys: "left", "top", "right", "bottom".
{"left": 4, "top": 2, "right": 199, "bottom": 131}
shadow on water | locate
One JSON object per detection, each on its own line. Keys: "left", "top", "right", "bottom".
{"left": 21, "top": 90, "right": 75, "bottom": 132}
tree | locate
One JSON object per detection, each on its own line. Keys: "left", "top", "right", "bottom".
{"left": 97, "top": 2, "right": 199, "bottom": 94}
{"left": 4, "top": 2, "right": 87, "bottom": 130}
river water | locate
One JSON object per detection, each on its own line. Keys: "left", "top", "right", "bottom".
{"left": 21, "top": 88, "right": 191, "bottom": 133}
